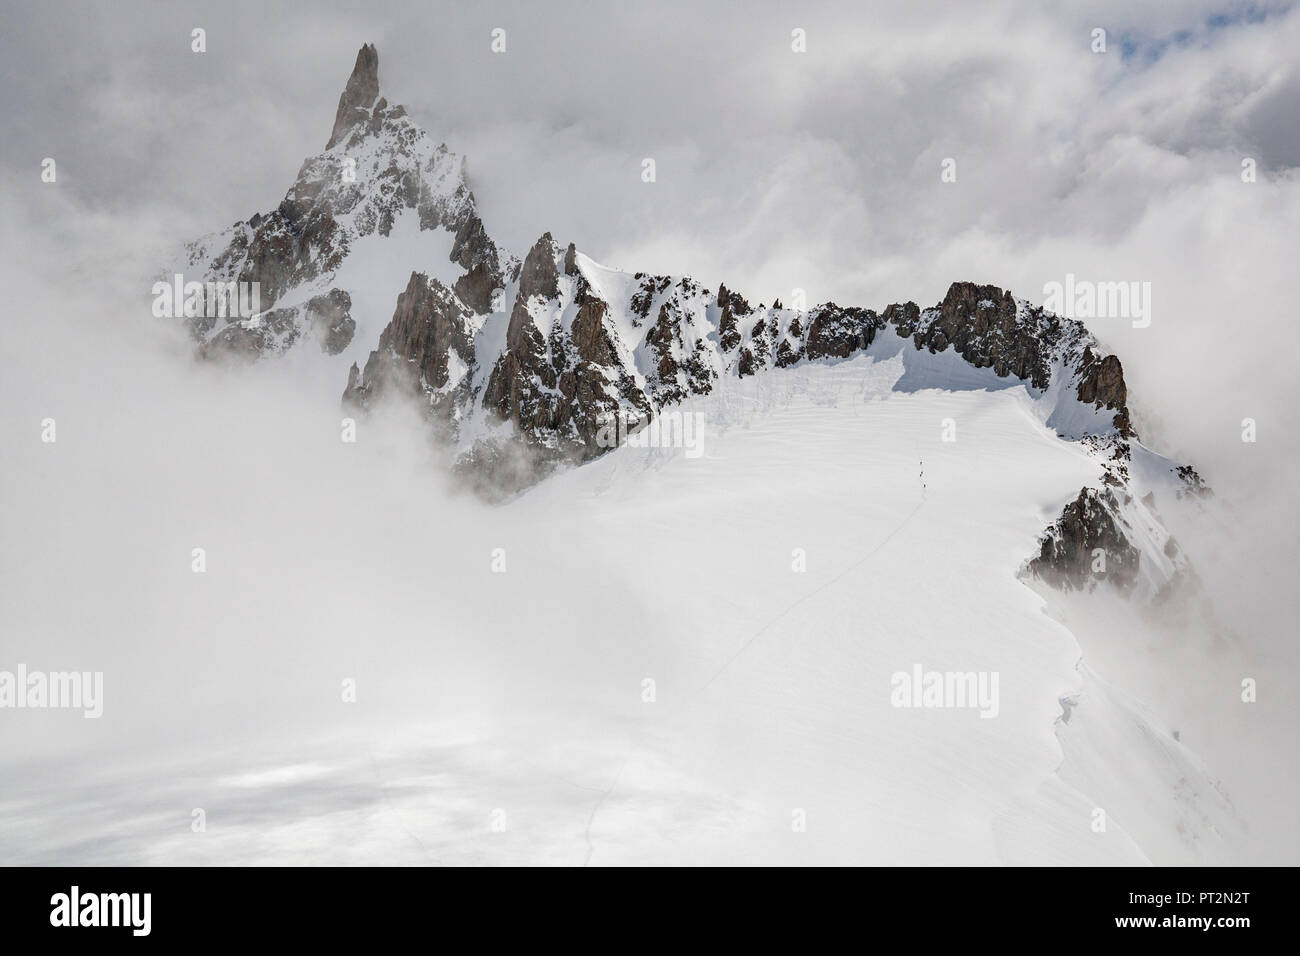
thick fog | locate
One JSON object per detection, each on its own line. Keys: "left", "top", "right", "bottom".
{"left": 1, "top": 0, "right": 1296, "bottom": 863}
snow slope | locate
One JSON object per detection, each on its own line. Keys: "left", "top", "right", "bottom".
{"left": 1, "top": 43, "right": 1246, "bottom": 868}
{"left": 0, "top": 342, "right": 1238, "bottom": 865}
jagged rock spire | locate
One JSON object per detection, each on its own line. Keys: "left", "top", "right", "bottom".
{"left": 327, "top": 43, "right": 380, "bottom": 149}
{"left": 517, "top": 233, "right": 561, "bottom": 300}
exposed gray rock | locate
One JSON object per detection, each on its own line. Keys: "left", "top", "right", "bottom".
{"left": 1028, "top": 487, "right": 1141, "bottom": 593}
{"left": 517, "top": 232, "right": 561, "bottom": 301}
{"left": 805, "top": 304, "right": 879, "bottom": 360}
{"left": 343, "top": 273, "right": 475, "bottom": 440}
{"left": 1076, "top": 346, "right": 1133, "bottom": 436}
{"left": 171, "top": 43, "right": 516, "bottom": 360}
{"left": 327, "top": 43, "right": 380, "bottom": 150}
{"left": 717, "top": 283, "right": 750, "bottom": 353}
{"left": 306, "top": 289, "right": 355, "bottom": 354}
{"left": 172, "top": 44, "right": 1208, "bottom": 603}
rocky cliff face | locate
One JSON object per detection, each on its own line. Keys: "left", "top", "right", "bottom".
{"left": 1029, "top": 487, "right": 1144, "bottom": 593}
{"left": 170, "top": 43, "right": 515, "bottom": 359}
{"left": 171, "top": 44, "right": 1208, "bottom": 600}
{"left": 327, "top": 43, "right": 381, "bottom": 150}
{"left": 201, "top": 288, "right": 355, "bottom": 358}
{"left": 342, "top": 272, "right": 477, "bottom": 443}
{"left": 357, "top": 253, "right": 1145, "bottom": 465}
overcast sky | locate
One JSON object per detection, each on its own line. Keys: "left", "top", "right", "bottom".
{"left": 1, "top": 0, "right": 1296, "bottom": 501}
{"left": 1, "top": 1, "right": 1298, "bottom": 864}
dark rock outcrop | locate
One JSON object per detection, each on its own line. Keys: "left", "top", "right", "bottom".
{"left": 1027, "top": 487, "right": 1141, "bottom": 593}
{"left": 327, "top": 43, "right": 380, "bottom": 150}
{"left": 174, "top": 43, "right": 515, "bottom": 360}
{"left": 1076, "top": 346, "right": 1133, "bottom": 436}
{"left": 517, "top": 233, "right": 561, "bottom": 301}
{"left": 805, "top": 304, "right": 879, "bottom": 360}
{"left": 1175, "top": 464, "right": 1212, "bottom": 499}
{"left": 343, "top": 273, "right": 474, "bottom": 438}
{"left": 306, "top": 289, "right": 355, "bottom": 354}
{"left": 717, "top": 284, "right": 750, "bottom": 353}
{"left": 174, "top": 43, "right": 1203, "bottom": 599}
{"left": 904, "top": 283, "right": 1057, "bottom": 389}
{"left": 453, "top": 262, "right": 497, "bottom": 315}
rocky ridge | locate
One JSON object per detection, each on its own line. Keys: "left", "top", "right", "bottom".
{"left": 171, "top": 44, "right": 1209, "bottom": 600}
{"left": 172, "top": 44, "right": 515, "bottom": 360}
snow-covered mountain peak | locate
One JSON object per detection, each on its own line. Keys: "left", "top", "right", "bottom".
{"left": 168, "top": 45, "right": 1211, "bottom": 606}
{"left": 171, "top": 44, "right": 514, "bottom": 360}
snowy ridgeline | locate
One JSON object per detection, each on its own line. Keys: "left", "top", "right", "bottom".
{"left": 64, "top": 44, "right": 1234, "bottom": 865}
{"left": 0, "top": 356, "right": 1239, "bottom": 864}
{"left": 165, "top": 44, "right": 1208, "bottom": 618}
